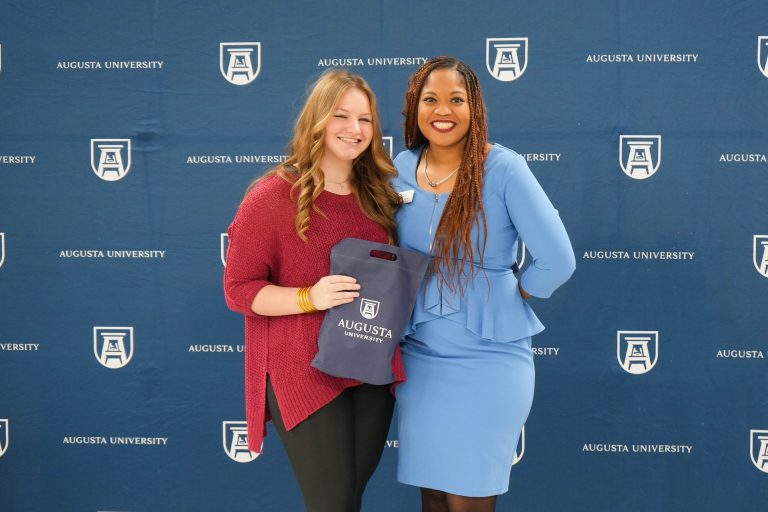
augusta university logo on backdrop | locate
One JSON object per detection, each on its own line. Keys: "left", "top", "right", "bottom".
{"left": 617, "top": 331, "right": 658, "bottom": 374}
{"left": 90, "top": 139, "right": 131, "bottom": 181}
{"left": 512, "top": 425, "right": 525, "bottom": 466}
{"left": 758, "top": 37, "right": 768, "bottom": 78}
{"left": 620, "top": 135, "right": 661, "bottom": 179}
{"left": 220, "top": 42, "right": 261, "bottom": 85}
{"left": 222, "top": 421, "right": 259, "bottom": 462}
{"left": 94, "top": 326, "right": 134, "bottom": 369}
{"left": 751, "top": 429, "right": 768, "bottom": 473}
{"left": 754, "top": 235, "right": 768, "bottom": 278}
{"left": 515, "top": 241, "right": 527, "bottom": 271}
{"left": 486, "top": 38, "right": 528, "bottom": 81}
{"left": 220, "top": 233, "right": 229, "bottom": 267}
{"left": 0, "top": 419, "right": 8, "bottom": 457}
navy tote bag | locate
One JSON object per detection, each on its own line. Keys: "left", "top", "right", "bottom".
{"left": 311, "top": 238, "right": 430, "bottom": 385}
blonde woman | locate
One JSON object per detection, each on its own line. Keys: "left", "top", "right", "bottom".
{"left": 224, "top": 69, "right": 403, "bottom": 512}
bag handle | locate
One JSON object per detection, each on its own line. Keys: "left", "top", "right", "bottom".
{"left": 369, "top": 249, "right": 397, "bottom": 261}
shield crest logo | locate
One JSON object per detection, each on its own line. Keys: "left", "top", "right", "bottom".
{"left": 0, "top": 232, "right": 5, "bottom": 269}
{"left": 753, "top": 235, "right": 768, "bottom": 278}
{"left": 93, "top": 326, "right": 134, "bottom": 369}
{"left": 0, "top": 419, "right": 8, "bottom": 458}
{"left": 758, "top": 37, "right": 768, "bottom": 78}
{"left": 221, "top": 233, "right": 229, "bottom": 267}
{"left": 617, "top": 331, "right": 659, "bottom": 375}
{"left": 222, "top": 421, "right": 260, "bottom": 462}
{"left": 515, "top": 240, "right": 527, "bottom": 273}
{"left": 382, "top": 136, "right": 393, "bottom": 159}
{"left": 619, "top": 135, "right": 662, "bottom": 179}
{"left": 90, "top": 139, "right": 132, "bottom": 181}
{"left": 751, "top": 429, "right": 768, "bottom": 473}
{"left": 486, "top": 38, "right": 528, "bottom": 82}
{"left": 360, "top": 298, "right": 380, "bottom": 320}
{"left": 220, "top": 42, "right": 261, "bottom": 85}
{"left": 512, "top": 425, "right": 525, "bottom": 466}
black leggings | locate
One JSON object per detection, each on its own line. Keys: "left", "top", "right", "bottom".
{"left": 266, "top": 377, "right": 395, "bottom": 512}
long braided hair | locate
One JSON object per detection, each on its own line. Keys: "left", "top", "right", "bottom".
{"left": 403, "top": 56, "right": 489, "bottom": 292}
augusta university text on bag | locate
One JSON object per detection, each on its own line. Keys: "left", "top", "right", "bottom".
{"left": 312, "top": 238, "right": 430, "bottom": 384}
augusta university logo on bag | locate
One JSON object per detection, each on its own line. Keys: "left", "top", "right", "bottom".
{"left": 220, "top": 42, "right": 261, "bottom": 85}
{"left": 620, "top": 135, "right": 661, "bottom": 179}
{"left": 222, "top": 421, "right": 259, "bottom": 462}
{"left": 314, "top": 238, "right": 430, "bottom": 384}
{"left": 220, "top": 233, "right": 229, "bottom": 267}
{"left": 486, "top": 38, "right": 528, "bottom": 82}
{"left": 751, "top": 429, "right": 768, "bottom": 473}
{"left": 0, "top": 419, "right": 8, "bottom": 457}
{"left": 758, "top": 37, "right": 768, "bottom": 78}
{"left": 360, "top": 298, "right": 380, "bottom": 320}
{"left": 93, "top": 326, "right": 134, "bottom": 369}
{"left": 617, "top": 331, "right": 658, "bottom": 375}
{"left": 91, "top": 139, "right": 131, "bottom": 181}
{"left": 339, "top": 304, "right": 392, "bottom": 342}
{"left": 754, "top": 235, "right": 768, "bottom": 278}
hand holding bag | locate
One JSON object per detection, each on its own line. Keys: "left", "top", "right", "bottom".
{"left": 311, "top": 238, "right": 430, "bottom": 384}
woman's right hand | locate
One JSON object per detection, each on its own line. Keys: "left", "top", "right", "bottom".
{"left": 308, "top": 275, "right": 361, "bottom": 310}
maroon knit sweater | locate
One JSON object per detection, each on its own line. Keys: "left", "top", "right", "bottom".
{"left": 224, "top": 174, "right": 406, "bottom": 453}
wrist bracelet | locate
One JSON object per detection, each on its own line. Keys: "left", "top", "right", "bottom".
{"left": 297, "top": 286, "right": 318, "bottom": 313}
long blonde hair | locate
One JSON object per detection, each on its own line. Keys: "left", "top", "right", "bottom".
{"left": 249, "top": 69, "right": 401, "bottom": 243}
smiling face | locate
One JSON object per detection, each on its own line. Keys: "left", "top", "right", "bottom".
{"left": 417, "top": 67, "right": 471, "bottom": 151}
{"left": 321, "top": 87, "right": 373, "bottom": 169}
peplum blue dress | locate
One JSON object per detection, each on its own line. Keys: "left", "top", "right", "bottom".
{"left": 392, "top": 143, "right": 575, "bottom": 496}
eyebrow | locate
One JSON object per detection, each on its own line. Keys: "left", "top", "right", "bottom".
{"left": 335, "top": 107, "right": 372, "bottom": 115}
{"left": 421, "top": 89, "right": 467, "bottom": 95}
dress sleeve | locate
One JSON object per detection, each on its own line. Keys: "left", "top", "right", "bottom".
{"left": 223, "top": 185, "right": 280, "bottom": 316}
{"left": 503, "top": 154, "right": 576, "bottom": 299}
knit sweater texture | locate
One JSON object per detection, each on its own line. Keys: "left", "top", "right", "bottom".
{"left": 224, "top": 174, "right": 406, "bottom": 453}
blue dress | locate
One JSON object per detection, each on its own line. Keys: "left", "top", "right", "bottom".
{"left": 392, "top": 144, "right": 575, "bottom": 496}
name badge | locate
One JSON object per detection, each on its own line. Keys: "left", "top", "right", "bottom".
{"left": 398, "top": 189, "right": 414, "bottom": 204}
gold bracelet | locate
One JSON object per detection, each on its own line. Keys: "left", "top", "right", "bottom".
{"left": 302, "top": 286, "right": 318, "bottom": 313}
{"left": 302, "top": 287, "right": 313, "bottom": 312}
{"left": 297, "top": 286, "right": 318, "bottom": 313}
{"left": 296, "top": 287, "right": 308, "bottom": 312}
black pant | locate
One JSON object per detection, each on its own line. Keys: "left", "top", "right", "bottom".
{"left": 267, "top": 377, "right": 395, "bottom": 512}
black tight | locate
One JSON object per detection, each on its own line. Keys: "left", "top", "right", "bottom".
{"left": 421, "top": 487, "right": 498, "bottom": 512}
{"left": 266, "top": 377, "right": 395, "bottom": 512}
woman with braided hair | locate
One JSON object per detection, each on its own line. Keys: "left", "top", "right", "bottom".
{"left": 392, "top": 56, "right": 575, "bottom": 511}
{"left": 224, "top": 69, "right": 404, "bottom": 512}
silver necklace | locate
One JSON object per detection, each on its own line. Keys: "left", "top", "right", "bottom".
{"left": 324, "top": 173, "right": 351, "bottom": 188}
{"left": 424, "top": 148, "right": 459, "bottom": 188}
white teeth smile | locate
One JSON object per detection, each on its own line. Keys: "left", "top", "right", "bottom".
{"left": 432, "top": 122, "right": 455, "bottom": 129}
{"left": 338, "top": 137, "right": 361, "bottom": 143}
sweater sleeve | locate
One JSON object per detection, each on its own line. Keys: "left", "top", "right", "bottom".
{"left": 223, "top": 183, "right": 281, "bottom": 316}
{"left": 503, "top": 154, "right": 576, "bottom": 299}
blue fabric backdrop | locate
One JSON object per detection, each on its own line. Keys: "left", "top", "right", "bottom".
{"left": 1, "top": 1, "right": 767, "bottom": 510}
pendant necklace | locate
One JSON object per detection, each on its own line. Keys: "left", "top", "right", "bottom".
{"left": 424, "top": 148, "right": 459, "bottom": 188}
{"left": 324, "top": 172, "right": 351, "bottom": 191}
